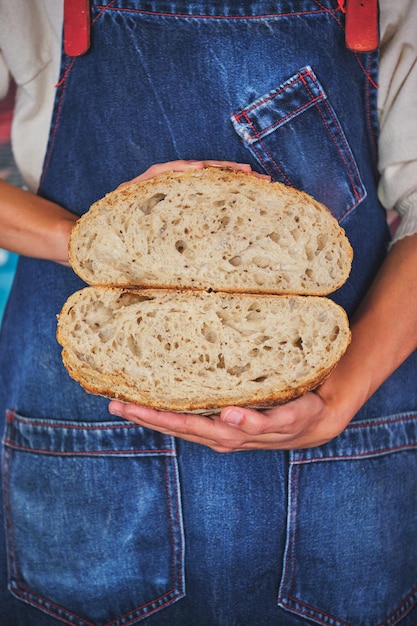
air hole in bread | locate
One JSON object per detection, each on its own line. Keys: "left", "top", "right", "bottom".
{"left": 246, "top": 310, "right": 262, "bottom": 322}
{"left": 229, "top": 256, "right": 242, "bottom": 267}
{"left": 268, "top": 232, "right": 280, "bottom": 244}
{"left": 127, "top": 335, "right": 141, "bottom": 357}
{"left": 253, "top": 256, "right": 270, "bottom": 269}
{"left": 290, "top": 228, "right": 301, "bottom": 242}
{"left": 251, "top": 375, "right": 268, "bottom": 383}
{"left": 202, "top": 324, "right": 217, "bottom": 343}
{"left": 330, "top": 325, "right": 340, "bottom": 341}
{"left": 305, "top": 245, "right": 315, "bottom": 261}
{"left": 175, "top": 240, "right": 186, "bottom": 254}
{"left": 254, "top": 275, "right": 266, "bottom": 286}
{"left": 227, "top": 364, "right": 250, "bottom": 376}
{"left": 116, "top": 293, "right": 152, "bottom": 308}
{"left": 292, "top": 337, "right": 303, "bottom": 350}
{"left": 140, "top": 193, "right": 166, "bottom": 215}
{"left": 255, "top": 334, "right": 271, "bottom": 345}
{"left": 317, "top": 233, "right": 328, "bottom": 251}
{"left": 98, "top": 327, "right": 115, "bottom": 343}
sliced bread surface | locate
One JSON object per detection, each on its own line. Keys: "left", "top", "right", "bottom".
{"left": 69, "top": 168, "right": 352, "bottom": 295}
{"left": 57, "top": 287, "right": 350, "bottom": 413}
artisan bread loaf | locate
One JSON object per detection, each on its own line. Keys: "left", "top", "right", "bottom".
{"left": 69, "top": 167, "right": 352, "bottom": 295}
{"left": 57, "top": 287, "right": 350, "bottom": 413}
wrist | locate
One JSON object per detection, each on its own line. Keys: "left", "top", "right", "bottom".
{"left": 51, "top": 216, "right": 77, "bottom": 266}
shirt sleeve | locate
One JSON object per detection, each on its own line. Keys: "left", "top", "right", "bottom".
{"left": 378, "top": 0, "right": 417, "bottom": 242}
{"left": 0, "top": 50, "right": 10, "bottom": 101}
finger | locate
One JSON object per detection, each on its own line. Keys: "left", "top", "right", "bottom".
{"left": 109, "top": 401, "right": 226, "bottom": 446}
{"left": 118, "top": 160, "right": 271, "bottom": 187}
{"left": 108, "top": 402, "right": 283, "bottom": 451}
{"left": 118, "top": 160, "right": 206, "bottom": 187}
{"left": 200, "top": 160, "right": 271, "bottom": 180}
{"left": 108, "top": 401, "right": 314, "bottom": 451}
{"left": 220, "top": 393, "right": 324, "bottom": 437}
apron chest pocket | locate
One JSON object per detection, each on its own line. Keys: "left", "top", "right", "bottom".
{"left": 2, "top": 411, "right": 185, "bottom": 626}
{"left": 231, "top": 66, "right": 366, "bottom": 223}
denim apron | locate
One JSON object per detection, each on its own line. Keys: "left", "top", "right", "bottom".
{"left": 1, "top": 2, "right": 417, "bottom": 625}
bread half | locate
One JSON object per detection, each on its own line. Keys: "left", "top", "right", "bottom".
{"left": 69, "top": 168, "right": 352, "bottom": 295}
{"left": 57, "top": 287, "right": 350, "bottom": 413}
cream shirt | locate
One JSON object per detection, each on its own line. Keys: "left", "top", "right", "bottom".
{"left": 0, "top": 0, "right": 416, "bottom": 243}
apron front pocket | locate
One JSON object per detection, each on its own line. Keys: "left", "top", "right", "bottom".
{"left": 279, "top": 413, "right": 417, "bottom": 625}
{"left": 231, "top": 66, "right": 366, "bottom": 223}
{"left": 2, "top": 411, "right": 185, "bottom": 626}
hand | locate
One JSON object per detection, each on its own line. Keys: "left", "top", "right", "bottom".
{"left": 108, "top": 385, "right": 352, "bottom": 452}
{"left": 118, "top": 159, "right": 271, "bottom": 187}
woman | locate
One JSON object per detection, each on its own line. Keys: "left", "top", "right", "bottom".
{"left": 1, "top": 1, "right": 417, "bottom": 624}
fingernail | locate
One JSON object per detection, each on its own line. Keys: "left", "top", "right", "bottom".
{"left": 223, "top": 409, "right": 244, "bottom": 425}
{"left": 108, "top": 402, "right": 122, "bottom": 417}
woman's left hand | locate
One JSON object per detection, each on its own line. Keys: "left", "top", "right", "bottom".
{"left": 118, "top": 159, "right": 271, "bottom": 187}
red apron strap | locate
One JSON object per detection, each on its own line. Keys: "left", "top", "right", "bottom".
{"left": 345, "top": 0, "right": 379, "bottom": 52}
{"left": 62, "top": 1, "right": 377, "bottom": 57}
{"left": 64, "top": 0, "right": 91, "bottom": 57}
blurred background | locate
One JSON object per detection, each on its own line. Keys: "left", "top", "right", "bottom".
{"left": 0, "top": 83, "right": 20, "bottom": 323}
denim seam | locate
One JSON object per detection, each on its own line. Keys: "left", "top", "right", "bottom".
{"left": 92, "top": 4, "right": 342, "bottom": 21}
{"left": 291, "top": 441, "right": 417, "bottom": 464}
{"left": 291, "top": 413, "right": 417, "bottom": 464}
{"left": 364, "top": 53, "right": 379, "bottom": 173}
{"left": 231, "top": 68, "right": 320, "bottom": 186}
{"left": 279, "top": 465, "right": 353, "bottom": 626}
{"left": 312, "top": 0, "right": 378, "bottom": 89}
{"left": 6, "top": 410, "right": 168, "bottom": 434}
{"left": 298, "top": 68, "right": 365, "bottom": 212}
{"left": 2, "top": 443, "right": 175, "bottom": 456}
{"left": 10, "top": 577, "right": 185, "bottom": 626}
{"left": 377, "top": 589, "right": 417, "bottom": 626}
{"left": 165, "top": 450, "right": 186, "bottom": 611}
{"left": 3, "top": 410, "right": 176, "bottom": 456}
{"left": 2, "top": 447, "right": 18, "bottom": 586}
{"left": 232, "top": 69, "right": 325, "bottom": 138}
{"left": 240, "top": 110, "right": 293, "bottom": 185}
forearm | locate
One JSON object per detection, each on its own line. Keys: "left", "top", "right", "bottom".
{"left": 318, "top": 232, "right": 417, "bottom": 420}
{"left": 0, "top": 179, "right": 77, "bottom": 265}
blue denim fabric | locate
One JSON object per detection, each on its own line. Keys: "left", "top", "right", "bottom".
{"left": 1, "top": 1, "right": 417, "bottom": 624}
